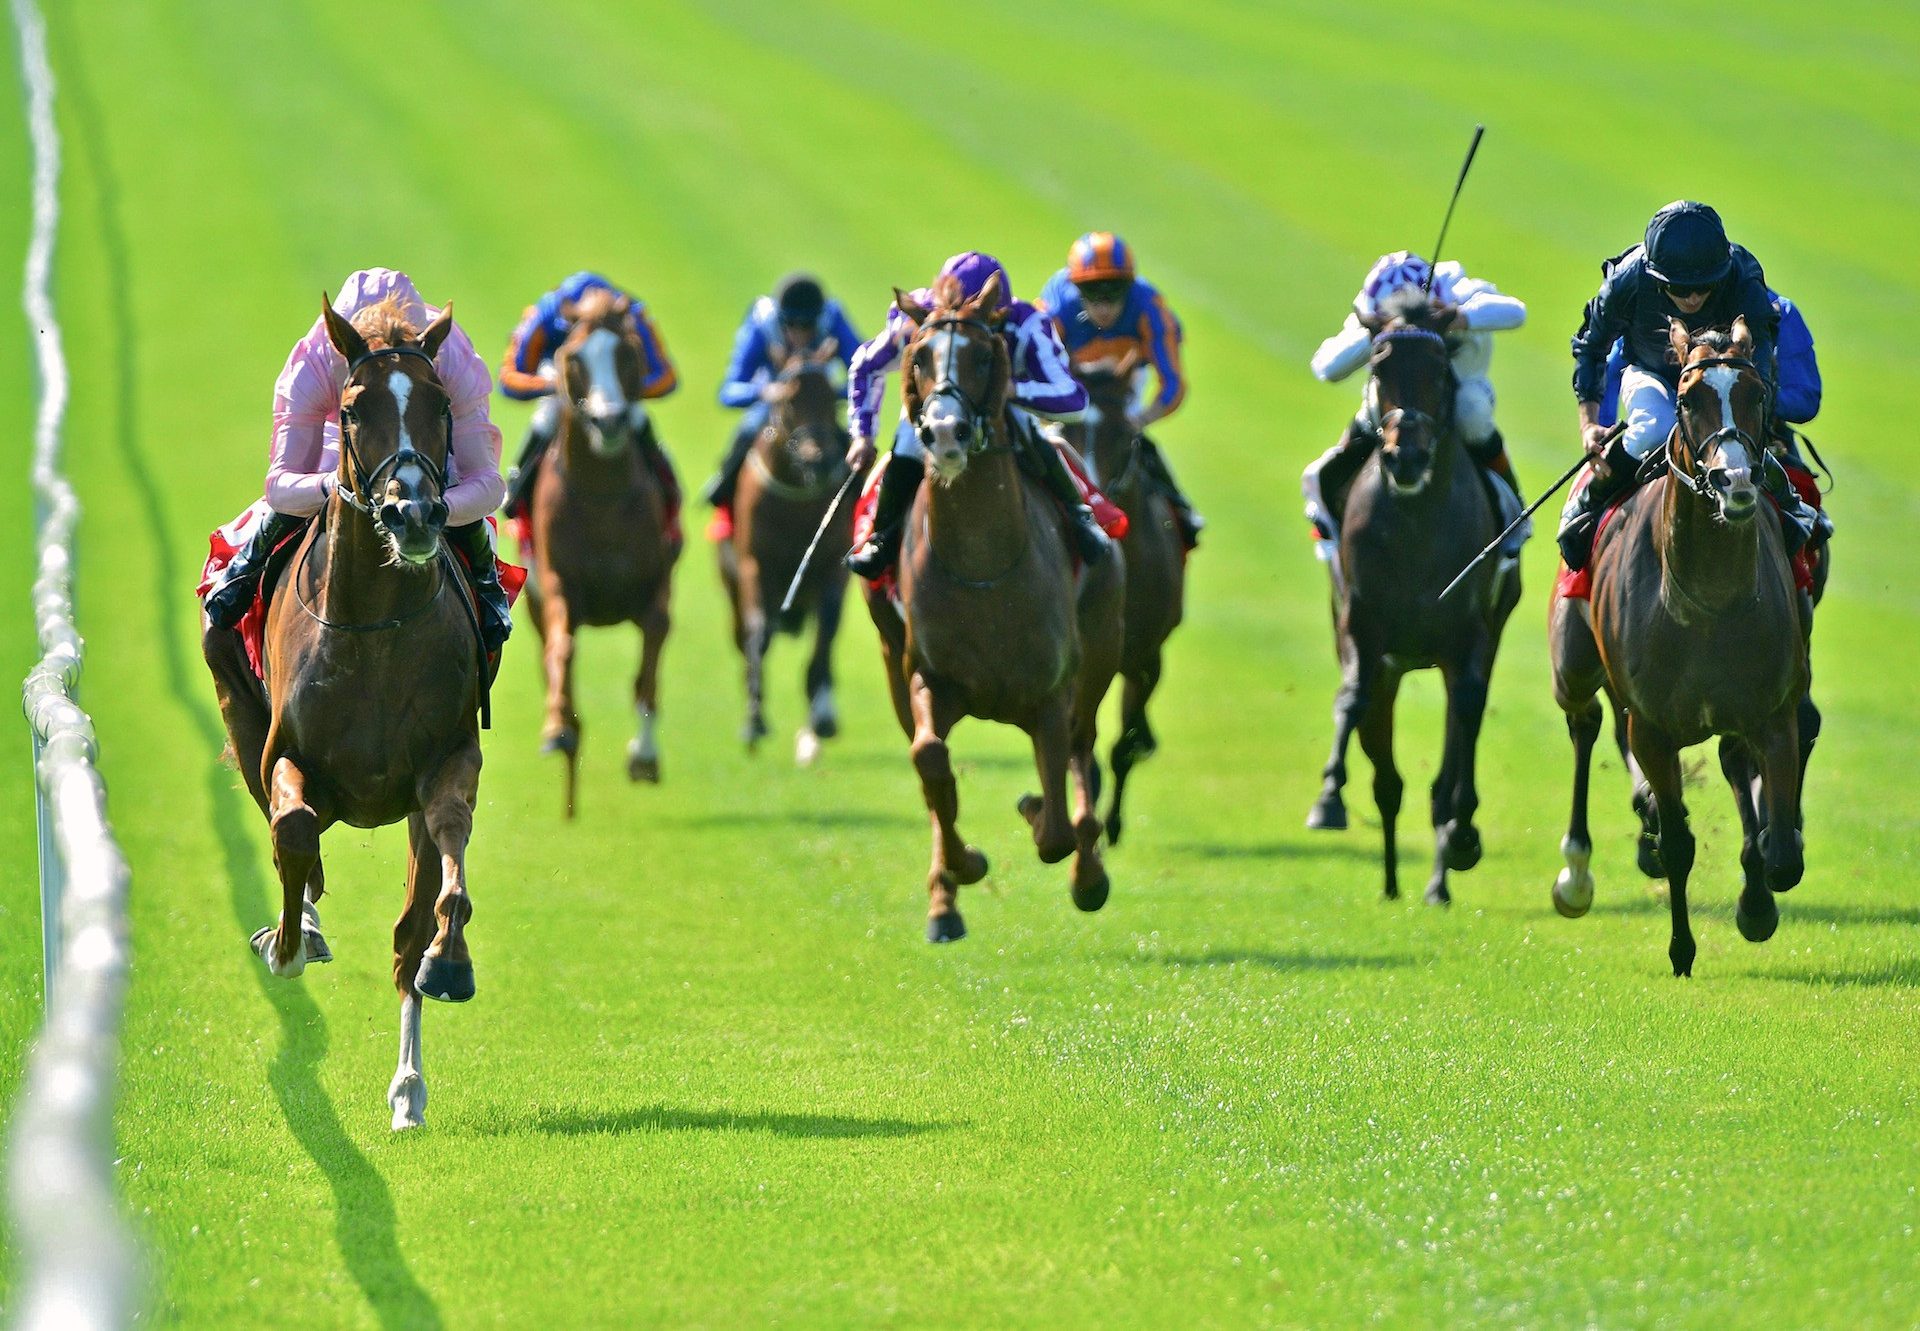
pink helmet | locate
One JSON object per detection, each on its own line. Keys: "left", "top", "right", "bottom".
{"left": 938, "top": 251, "right": 1012, "bottom": 309}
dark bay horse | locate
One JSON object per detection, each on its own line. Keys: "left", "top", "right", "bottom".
{"left": 521, "top": 288, "right": 677, "bottom": 817}
{"left": 204, "top": 296, "right": 485, "bottom": 1130}
{"left": 862, "top": 273, "right": 1124, "bottom": 941}
{"left": 1307, "top": 294, "right": 1518, "bottom": 904}
{"left": 1550, "top": 317, "right": 1807, "bottom": 976}
{"left": 716, "top": 341, "right": 851, "bottom": 765}
{"left": 1063, "top": 354, "right": 1185, "bottom": 844}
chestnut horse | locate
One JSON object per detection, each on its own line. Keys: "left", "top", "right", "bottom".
{"left": 1306, "top": 294, "right": 1519, "bottom": 905}
{"left": 203, "top": 297, "right": 486, "bottom": 1130}
{"left": 717, "top": 342, "right": 851, "bottom": 765}
{"left": 1063, "top": 355, "right": 1185, "bottom": 844}
{"left": 862, "top": 273, "right": 1124, "bottom": 941}
{"left": 522, "top": 289, "right": 677, "bottom": 817}
{"left": 1549, "top": 317, "right": 1807, "bottom": 976}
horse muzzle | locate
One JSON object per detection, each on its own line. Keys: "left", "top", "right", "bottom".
{"left": 1380, "top": 441, "right": 1433, "bottom": 496}
{"left": 1709, "top": 468, "right": 1759, "bottom": 523}
{"left": 586, "top": 407, "right": 630, "bottom": 456}
{"left": 379, "top": 498, "right": 448, "bottom": 564}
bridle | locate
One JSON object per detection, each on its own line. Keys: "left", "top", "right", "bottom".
{"left": 753, "top": 360, "right": 847, "bottom": 500}
{"left": 336, "top": 344, "right": 451, "bottom": 523}
{"left": 1369, "top": 326, "right": 1455, "bottom": 451}
{"left": 911, "top": 315, "right": 1011, "bottom": 455}
{"left": 1669, "top": 353, "right": 1771, "bottom": 503}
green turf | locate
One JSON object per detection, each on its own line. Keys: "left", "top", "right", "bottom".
{"left": 5, "top": 0, "right": 1919, "bottom": 1325}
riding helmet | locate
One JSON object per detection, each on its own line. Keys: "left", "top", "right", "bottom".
{"left": 774, "top": 272, "right": 826, "bottom": 326}
{"left": 1355, "top": 251, "right": 1433, "bottom": 318}
{"left": 938, "top": 251, "right": 1013, "bottom": 309}
{"left": 1643, "top": 201, "right": 1733, "bottom": 288}
{"left": 1068, "top": 232, "right": 1136, "bottom": 285}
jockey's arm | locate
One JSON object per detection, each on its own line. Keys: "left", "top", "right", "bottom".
{"left": 630, "top": 304, "right": 679, "bottom": 400}
{"left": 437, "top": 324, "right": 506, "bottom": 527}
{"left": 1571, "top": 272, "right": 1630, "bottom": 458}
{"left": 1130, "top": 294, "right": 1186, "bottom": 430}
{"left": 497, "top": 308, "right": 554, "bottom": 400}
{"left": 1450, "top": 280, "right": 1526, "bottom": 332}
{"left": 717, "top": 311, "right": 768, "bottom": 409}
{"left": 847, "top": 313, "right": 909, "bottom": 455}
{"left": 1311, "top": 314, "right": 1373, "bottom": 384}
{"left": 267, "top": 348, "right": 337, "bottom": 517}
{"left": 1011, "top": 311, "right": 1087, "bottom": 422}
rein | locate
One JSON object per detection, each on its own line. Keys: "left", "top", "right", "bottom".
{"left": 1669, "top": 354, "right": 1769, "bottom": 502}
{"left": 911, "top": 315, "right": 1013, "bottom": 455}
{"left": 288, "top": 523, "right": 448, "bottom": 633}
{"left": 336, "top": 344, "right": 452, "bottom": 518}
{"left": 748, "top": 442, "right": 847, "bottom": 502}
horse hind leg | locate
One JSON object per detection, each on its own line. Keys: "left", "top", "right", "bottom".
{"left": 1067, "top": 707, "right": 1111, "bottom": 913}
{"left": 1427, "top": 659, "right": 1492, "bottom": 906}
{"left": 1105, "top": 658, "right": 1161, "bottom": 846}
{"left": 910, "top": 676, "right": 984, "bottom": 943}
{"left": 628, "top": 590, "right": 669, "bottom": 783}
{"left": 1553, "top": 700, "right": 1603, "bottom": 918}
{"left": 253, "top": 755, "right": 325, "bottom": 977}
{"left": 1614, "top": 703, "right": 1664, "bottom": 879}
{"left": 413, "top": 742, "right": 481, "bottom": 1004}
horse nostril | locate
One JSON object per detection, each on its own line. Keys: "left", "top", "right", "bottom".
{"left": 379, "top": 502, "right": 402, "bottom": 528}
{"left": 954, "top": 421, "right": 972, "bottom": 444}
{"left": 919, "top": 425, "right": 935, "bottom": 446}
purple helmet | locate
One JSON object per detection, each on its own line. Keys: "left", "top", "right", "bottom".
{"left": 1356, "top": 250, "right": 1433, "bottom": 318}
{"left": 938, "top": 251, "right": 1012, "bottom": 309}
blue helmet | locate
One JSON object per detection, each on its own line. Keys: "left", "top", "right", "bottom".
{"left": 1356, "top": 251, "right": 1432, "bottom": 318}
{"left": 1643, "top": 201, "right": 1732, "bottom": 288}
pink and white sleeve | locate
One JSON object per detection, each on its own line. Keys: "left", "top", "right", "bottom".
{"left": 265, "top": 322, "right": 342, "bottom": 516}
{"left": 437, "top": 323, "right": 506, "bottom": 527}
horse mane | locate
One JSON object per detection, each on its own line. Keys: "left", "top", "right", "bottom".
{"left": 927, "top": 274, "right": 966, "bottom": 313}
{"left": 571, "top": 287, "right": 626, "bottom": 328}
{"left": 1688, "top": 327, "right": 1735, "bottom": 354}
{"left": 1375, "top": 285, "right": 1443, "bottom": 328}
{"left": 349, "top": 294, "right": 421, "bottom": 351}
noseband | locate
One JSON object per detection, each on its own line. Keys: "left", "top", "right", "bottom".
{"left": 337, "top": 344, "right": 451, "bottom": 517}
{"left": 1670, "top": 354, "right": 1770, "bottom": 502}
{"left": 1370, "top": 326, "right": 1454, "bottom": 443}
{"left": 913, "top": 315, "right": 1006, "bottom": 454}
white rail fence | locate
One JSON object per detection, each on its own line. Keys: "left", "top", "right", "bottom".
{"left": 9, "top": 0, "right": 141, "bottom": 1325}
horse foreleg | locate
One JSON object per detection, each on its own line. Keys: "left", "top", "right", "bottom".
{"left": 737, "top": 557, "right": 770, "bottom": 751}
{"left": 1426, "top": 656, "right": 1491, "bottom": 906}
{"left": 909, "top": 673, "right": 983, "bottom": 943}
{"left": 802, "top": 569, "right": 846, "bottom": 751}
{"left": 1795, "top": 692, "right": 1820, "bottom": 832}
{"left": 1066, "top": 709, "right": 1111, "bottom": 915}
{"left": 1018, "top": 696, "right": 1076, "bottom": 866}
{"left": 1718, "top": 737, "right": 1775, "bottom": 944}
{"left": 1308, "top": 650, "right": 1369, "bottom": 831}
{"left": 539, "top": 593, "right": 580, "bottom": 816}
{"left": 388, "top": 813, "right": 438, "bottom": 1129}
{"left": 1628, "top": 716, "right": 1695, "bottom": 976}
{"left": 1355, "top": 672, "right": 1402, "bottom": 900}
{"left": 255, "top": 754, "right": 326, "bottom": 976}
{"left": 414, "top": 741, "right": 480, "bottom": 1004}
{"left": 1105, "top": 654, "right": 1161, "bottom": 846}
{"left": 629, "top": 588, "right": 669, "bottom": 784}
{"left": 1614, "top": 698, "right": 1663, "bottom": 879}
{"left": 1553, "top": 699, "right": 1604, "bottom": 918}
{"left": 1759, "top": 712, "right": 1805, "bottom": 894}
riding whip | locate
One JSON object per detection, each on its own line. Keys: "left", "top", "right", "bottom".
{"left": 1423, "top": 124, "right": 1485, "bottom": 292}
{"left": 779, "top": 466, "right": 863, "bottom": 617}
{"left": 1437, "top": 420, "right": 1626, "bottom": 603}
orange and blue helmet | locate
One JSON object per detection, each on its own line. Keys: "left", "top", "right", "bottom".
{"left": 1068, "top": 232, "right": 1136, "bottom": 286}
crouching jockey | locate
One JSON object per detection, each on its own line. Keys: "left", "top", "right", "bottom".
{"left": 1563, "top": 200, "right": 1820, "bottom": 569}
{"left": 1037, "top": 231, "right": 1204, "bottom": 547}
{"left": 845, "top": 251, "right": 1112, "bottom": 578}
{"left": 703, "top": 272, "right": 861, "bottom": 540}
{"left": 201, "top": 268, "right": 513, "bottom": 655}
{"left": 497, "top": 270, "right": 682, "bottom": 540}
{"left": 1593, "top": 281, "right": 1832, "bottom": 558}
{"left": 1303, "top": 250, "right": 1528, "bottom": 585}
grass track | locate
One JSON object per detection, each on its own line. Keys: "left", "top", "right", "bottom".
{"left": 5, "top": 2, "right": 1920, "bottom": 1325}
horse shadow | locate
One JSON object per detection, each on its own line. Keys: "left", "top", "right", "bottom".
{"left": 1165, "top": 839, "right": 1379, "bottom": 863}
{"left": 1756, "top": 957, "right": 1920, "bottom": 990}
{"left": 78, "top": 41, "right": 442, "bottom": 1323}
{"left": 667, "top": 808, "right": 911, "bottom": 831}
{"left": 476, "top": 1104, "right": 954, "bottom": 1140}
{"left": 1133, "top": 949, "right": 1415, "bottom": 972}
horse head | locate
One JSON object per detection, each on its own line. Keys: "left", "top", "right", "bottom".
{"left": 1364, "top": 290, "right": 1454, "bottom": 496}
{"left": 896, "top": 272, "right": 1011, "bottom": 482}
{"left": 323, "top": 293, "right": 455, "bottom": 567}
{"left": 1072, "top": 347, "right": 1141, "bottom": 490}
{"left": 1668, "top": 315, "right": 1767, "bottom": 525}
{"left": 555, "top": 288, "right": 645, "bottom": 458}
{"left": 762, "top": 337, "right": 846, "bottom": 490}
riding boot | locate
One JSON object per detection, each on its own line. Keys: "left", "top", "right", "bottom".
{"left": 204, "top": 509, "right": 305, "bottom": 629}
{"left": 502, "top": 409, "right": 558, "bottom": 520}
{"left": 1024, "top": 425, "right": 1111, "bottom": 564}
{"left": 446, "top": 520, "right": 514, "bottom": 657}
{"left": 701, "top": 416, "right": 761, "bottom": 509}
{"left": 1137, "top": 435, "right": 1204, "bottom": 549}
{"left": 846, "top": 450, "right": 923, "bottom": 578}
{"left": 1302, "top": 416, "right": 1377, "bottom": 543}
{"left": 1556, "top": 437, "right": 1638, "bottom": 572}
{"left": 1466, "top": 428, "right": 1523, "bottom": 502}
{"left": 1760, "top": 450, "right": 1818, "bottom": 558}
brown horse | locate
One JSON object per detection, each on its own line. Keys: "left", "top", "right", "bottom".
{"left": 1549, "top": 317, "right": 1807, "bottom": 976}
{"left": 1307, "top": 294, "right": 1519, "bottom": 904}
{"left": 862, "top": 273, "right": 1124, "bottom": 941}
{"left": 521, "top": 289, "right": 677, "bottom": 817}
{"left": 717, "top": 342, "right": 851, "bottom": 765}
{"left": 203, "top": 296, "right": 486, "bottom": 1130}
{"left": 1063, "top": 354, "right": 1185, "bottom": 844}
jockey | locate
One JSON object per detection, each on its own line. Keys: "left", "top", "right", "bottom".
{"left": 1037, "top": 231, "right": 1204, "bottom": 547}
{"left": 497, "top": 270, "right": 682, "bottom": 536}
{"left": 200, "top": 268, "right": 513, "bottom": 654}
{"left": 844, "top": 251, "right": 1109, "bottom": 578}
{"left": 702, "top": 272, "right": 862, "bottom": 538}
{"left": 1302, "top": 250, "right": 1528, "bottom": 579}
{"left": 1561, "top": 201, "right": 1816, "bottom": 568}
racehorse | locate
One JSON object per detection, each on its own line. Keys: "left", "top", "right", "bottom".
{"left": 1549, "top": 317, "right": 1808, "bottom": 976}
{"left": 203, "top": 296, "right": 488, "bottom": 1130}
{"left": 861, "top": 273, "right": 1124, "bottom": 941}
{"left": 521, "top": 288, "right": 677, "bottom": 817}
{"left": 1306, "top": 292, "right": 1519, "bottom": 905}
{"left": 1063, "top": 354, "right": 1184, "bottom": 844}
{"left": 716, "top": 341, "right": 851, "bottom": 765}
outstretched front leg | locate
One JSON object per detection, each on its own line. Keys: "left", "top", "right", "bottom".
{"left": 1105, "top": 654, "right": 1161, "bottom": 845}
{"left": 736, "top": 555, "right": 770, "bottom": 751}
{"left": 1628, "top": 715, "right": 1696, "bottom": 977}
{"left": 1718, "top": 736, "right": 1776, "bottom": 944}
{"left": 414, "top": 738, "right": 482, "bottom": 1003}
{"left": 539, "top": 586, "right": 581, "bottom": 817}
{"left": 1308, "top": 638, "right": 1367, "bottom": 831}
{"left": 1017, "top": 695, "right": 1077, "bottom": 866}
{"left": 253, "top": 753, "right": 330, "bottom": 976}
{"left": 1355, "top": 670, "right": 1403, "bottom": 901}
{"left": 797, "top": 568, "right": 847, "bottom": 766}
{"left": 388, "top": 813, "right": 439, "bottom": 1130}
{"left": 909, "top": 671, "right": 986, "bottom": 943}
{"left": 1425, "top": 651, "right": 1493, "bottom": 906}
{"left": 629, "top": 585, "right": 670, "bottom": 783}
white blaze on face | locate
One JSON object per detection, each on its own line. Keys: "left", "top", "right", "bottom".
{"left": 920, "top": 328, "right": 970, "bottom": 478}
{"left": 386, "top": 369, "right": 427, "bottom": 492}
{"left": 1700, "top": 365, "right": 1754, "bottom": 495}
{"left": 580, "top": 327, "right": 627, "bottom": 420}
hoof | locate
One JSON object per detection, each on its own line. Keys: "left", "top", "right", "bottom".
{"left": 953, "top": 846, "right": 990, "bottom": 885}
{"left": 541, "top": 727, "right": 578, "bottom": 757}
{"left": 250, "top": 924, "right": 307, "bottom": 978}
{"left": 794, "top": 728, "right": 822, "bottom": 768}
{"left": 302, "top": 926, "right": 334, "bottom": 965}
{"left": 415, "top": 953, "right": 475, "bottom": 1003}
{"left": 1736, "top": 892, "right": 1779, "bottom": 942}
{"left": 1017, "top": 793, "right": 1043, "bottom": 825}
{"left": 926, "top": 911, "right": 967, "bottom": 944}
{"left": 626, "top": 744, "right": 661, "bottom": 784}
{"left": 1071, "top": 868, "right": 1110, "bottom": 913}
{"left": 1553, "top": 837, "right": 1595, "bottom": 918}
{"left": 1306, "top": 795, "right": 1348, "bottom": 831}
{"left": 1669, "top": 938, "right": 1696, "bottom": 978}
{"left": 1636, "top": 834, "right": 1665, "bottom": 879}
{"left": 809, "top": 713, "right": 839, "bottom": 740}
{"left": 1443, "top": 823, "right": 1482, "bottom": 872}
{"left": 1424, "top": 882, "right": 1452, "bottom": 908}
{"left": 1760, "top": 827, "right": 1804, "bottom": 892}
{"left": 1382, "top": 881, "right": 1400, "bottom": 902}
{"left": 388, "top": 1071, "right": 426, "bottom": 1131}
{"left": 1104, "top": 811, "right": 1124, "bottom": 846}
{"left": 741, "top": 716, "right": 769, "bottom": 751}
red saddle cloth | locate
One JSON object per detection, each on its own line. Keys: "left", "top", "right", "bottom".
{"left": 1556, "top": 464, "right": 1819, "bottom": 601}
{"left": 200, "top": 507, "right": 524, "bottom": 681}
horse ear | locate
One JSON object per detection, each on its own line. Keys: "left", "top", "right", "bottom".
{"left": 973, "top": 270, "right": 1006, "bottom": 324}
{"left": 894, "top": 286, "right": 931, "bottom": 326}
{"left": 1666, "top": 316, "right": 1691, "bottom": 366}
{"left": 1730, "top": 315, "right": 1753, "bottom": 357}
{"left": 421, "top": 302, "right": 455, "bottom": 358}
{"left": 322, "top": 293, "right": 369, "bottom": 364}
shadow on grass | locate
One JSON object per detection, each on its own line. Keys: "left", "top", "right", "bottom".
{"left": 1781, "top": 901, "right": 1920, "bottom": 929}
{"left": 667, "top": 808, "right": 913, "bottom": 831}
{"left": 71, "top": 48, "right": 441, "bottom": 1328}
{"left": 481, "top": 1104, "right": 954, "bottom": 1140}
{"left": 1135, "top": 949, "right": 1415, "bottom": 971}
{"left": 1165, "top": 838, "right": 1379, "bottom": 863}
{"left": 832, "top": 748, "right": 1030, "bottom": 774}
{"left": 1757, "top": 957, "right": 1920, "bottom": 989}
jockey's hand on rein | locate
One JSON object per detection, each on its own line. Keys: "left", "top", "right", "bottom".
{"left": 846, "top": 435, "right": 875, "bottom": 474}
